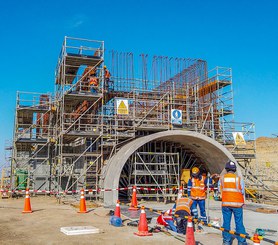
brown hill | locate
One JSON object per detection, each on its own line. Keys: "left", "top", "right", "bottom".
{"left": 253, "top": 137, "right": 278, "bottom": 188}
{"left": 255, "top": 137, "right": 278, "bottom": 167}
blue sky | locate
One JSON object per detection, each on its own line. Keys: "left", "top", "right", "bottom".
{"left": 0, "top": 0, "right": 277, "bottom": 163}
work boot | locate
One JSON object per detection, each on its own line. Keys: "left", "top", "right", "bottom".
{"left": 195, "top": 223, "right": 204, "bottom": 233}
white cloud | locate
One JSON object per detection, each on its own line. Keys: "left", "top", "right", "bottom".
{"left": 73, "top": 20, "right": 84, "bottom": 28}
{"left": 68, "top": 14, "right": 88, "bottom": 28}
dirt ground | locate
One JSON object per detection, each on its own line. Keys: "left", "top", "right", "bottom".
{"left": 1, "top": 138, "right": 277, "bottom": 244}
{"left": 0, "top": 196, "right": 224, "bottom": 245}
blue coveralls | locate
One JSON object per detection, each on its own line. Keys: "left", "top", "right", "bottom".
{"left": 218, "top": 175, "right": 247, "bottom": 245}
{"left": 187, "top": 175, "right": 212, "bottom": 223}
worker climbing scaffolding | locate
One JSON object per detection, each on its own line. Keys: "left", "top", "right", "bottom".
{"left": 104, "top": 65, "right": 113, "bottom": 92}
{"left": 84, "top": 67, "right": 98, "bottom": 93}
{"left": 89, "top": 75, "right": 99, "bottom": 93}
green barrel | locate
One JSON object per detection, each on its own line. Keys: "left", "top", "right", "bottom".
{"left": 16, "top": 169, "right": 28, "bottom": 190}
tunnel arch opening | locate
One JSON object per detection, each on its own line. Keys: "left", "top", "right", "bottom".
{"left": 103, "top": 130, "right": 238, "bottom": 206}
{"left": 118, "top": 140, "right": 206, "bottom": 202}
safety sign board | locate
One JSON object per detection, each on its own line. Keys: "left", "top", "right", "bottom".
{"left": 171, "top": 109, "right": 182, "bottom": 125}
{"left": 116, "top": 99, "right": 129, "bottom": 115}
{"left": 232, "top": 132, "right": 246, "bottom": 145}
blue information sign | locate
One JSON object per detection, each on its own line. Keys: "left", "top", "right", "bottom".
{"left": 171, "top": 109, "right": 182, "bottom": 125}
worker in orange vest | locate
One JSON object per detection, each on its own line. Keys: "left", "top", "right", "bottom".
{"left": 104, "top": 65, "right": 112, "bottom": 91}
{"left": 218, "top": 161, "right": 247, "bottom": 245}
{"left": 174, "top": 196, "right": 193, "bottom": 234}
{"left": 187, "top": 167, "right": 212, "bottom": 224}
{"left": 89, "top": 67, "right": 96, "bottom": 76}
{"left": 89, "top": 75, "right": 99, "bottom": 93}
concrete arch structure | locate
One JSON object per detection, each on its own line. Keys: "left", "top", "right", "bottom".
{"left": 103, "top": 130, "right": 239, "bottom": 206}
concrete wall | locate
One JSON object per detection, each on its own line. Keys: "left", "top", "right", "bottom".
{"left": 102, "top": 130, "right": 239, "bottom": 206}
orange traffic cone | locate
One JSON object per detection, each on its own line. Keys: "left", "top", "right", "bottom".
{"left": 78, "top": 189, "right": 88, "bottom": 213}
{"left": 178, "top": 185, "right": 183, "bottom": 199}
{"left": 129, "top": 186, "right": 138, "bottom": 210}
{"left": 114, "top": 200, "right": 121, "bottom": 218}
{"left": 22, "top": 188, "right": 32, "bottom": 213}
{"left": 253, "top": 233, "right": 260, "bottom": 245}
{"left": 185, "top": 216, "right": 195, "bottom": 245}
{"left": 134, "top": 206, "right": 153, "bottom": 236}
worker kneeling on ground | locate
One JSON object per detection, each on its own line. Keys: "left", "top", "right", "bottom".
{"left": 174, "top": 196, "right": 193, "bottom": 235}
{"left": 157, "top": 208, "right": 177, "bottom": 232}
{"left": 219, "top": 161, "right": 247, "bottom": 245}
{"left": 187, "top": 166, "right": 212, "bottom": 224}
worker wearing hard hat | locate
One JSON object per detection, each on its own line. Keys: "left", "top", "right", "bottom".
{"left": 89, "top": 75, "right": 99, "bottom": 93}
{"left": 103, "top": 65, "right": 112, "bottom": 91}
{"left": 174, "top": 195, "right": 193, "bottom": 234}
{"left": 187, "top": 166, "right": 212, "bottom": 224}
{"left": 218, "top": 161, "right": 247, "bottom": 245}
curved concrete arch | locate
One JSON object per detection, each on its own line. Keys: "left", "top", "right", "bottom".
{"left": 103, "top": 130, "right": 238, "bottom": 206}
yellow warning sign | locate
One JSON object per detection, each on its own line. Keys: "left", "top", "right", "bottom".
{"left": 116, "top": 99, "right": 129, "bottom": 115}
{"left": 265, "top": 161, "right": 271, "bottom": 168}
{"left": 232, "top": 132, "right": 246, "bottom": 146}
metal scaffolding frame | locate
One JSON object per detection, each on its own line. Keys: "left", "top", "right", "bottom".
{"left": 10, "top": 36, "right": 277, "bottom": 202}
{"left": 53, "top": 37, "right": 105, "bottom": 195}
{"left": 11, "top": 91, "right": 55, "bottom": 191}
{"left": 133, "top": 152, "right": 179, "bottom": 201}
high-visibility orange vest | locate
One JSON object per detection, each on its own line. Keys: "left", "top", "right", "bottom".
{"left": 175, "top": 197, "right": 193, "bottom": 214}
{"left": 89, "top": 77, "right": 98, "bottom": 86}
{"left": 191, "top": 176, "right": 206, "bottom": 200}
{"left": 89, "top": 68, "right": 96, "bottom": 76}
{"left": 220, "top": 173, "right": 244, "bottom": 207}
{"left": 105, "top": 69, "right": 111, "bottom": 79}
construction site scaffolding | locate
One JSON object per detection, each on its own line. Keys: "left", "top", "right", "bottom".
{"left": 10, "top": 36, "right": 278, "bottom": 203}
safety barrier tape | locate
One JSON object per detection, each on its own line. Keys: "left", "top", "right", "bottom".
{"left": 0, "top": 187, "right": 217, "bottom": 194}
{"left": 137, "top": 187, "right": 217, "bottom": 191}
{"left": 118, "top": 201, "right": 278, "bottom": 245}
{"left": 2, "top": 186, "right": 275, "bottom": 243}
{"left": 0, "top": 187, "right": 133, "bottom": 194}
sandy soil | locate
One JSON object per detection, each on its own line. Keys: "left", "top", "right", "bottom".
{"left": 0, "top": 196, "right": 224, "bottom": 245}
{"left": 251, "top": 137, "right": 278, "bottom": 188}
{"left": 255, "top": 137, "right": 278, "bottom": 167}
